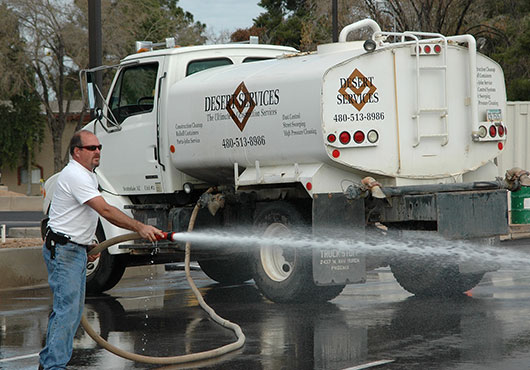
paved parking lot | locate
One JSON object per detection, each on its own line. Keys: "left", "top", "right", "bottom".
{"left": 3, "top": 264, "right": 530, "bottom": 369}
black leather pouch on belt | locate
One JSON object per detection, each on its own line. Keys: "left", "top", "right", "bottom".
{"left": 45, "top": 228, "right": 70, "bottom": 259}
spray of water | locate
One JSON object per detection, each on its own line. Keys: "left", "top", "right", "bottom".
{"left": 168, "top": 228, "right": 530, "bottom": 270}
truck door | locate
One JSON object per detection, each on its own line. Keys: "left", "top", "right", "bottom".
{"left": 96, "top": 59, "right": 165, "bottom": 195}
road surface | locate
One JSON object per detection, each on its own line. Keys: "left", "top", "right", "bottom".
{"left": 3, "top": 265, "right": 530, "bottom": 369}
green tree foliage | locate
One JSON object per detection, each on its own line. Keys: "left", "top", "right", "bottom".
{"left": 0, "top": 90, "right": 45, "bottom": 171}
{"left": 0, "top": 3, "right": 26, "bottom": 97}
{"left": 86, "top": 0, "right": 207, "bottom": 61}
{"left": 0, "top": 4, "right": 45, "bottom": 174}
{"left": 361, "top": 0, "right": 481, "bottom": 35}
{"left": 253, "top": 0, "right": 310, "bottom": 48}
{"left": 2, "top": 0, "right": 206, "bottom": 172}
{"left": 247, "top": 0, "right": 529, "bottom": 99}
{"left": 6, "top": 0, "right": 96, "bottom": 172}
{"left": 471, "top": 0, "right": 530, "bottom": 100}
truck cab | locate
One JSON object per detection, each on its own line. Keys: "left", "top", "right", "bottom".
{"left": 93, "top": 43, "right": 297, "bottom": 203}
{"left": 46, "top": 42, "right": 297, "bottom": 293}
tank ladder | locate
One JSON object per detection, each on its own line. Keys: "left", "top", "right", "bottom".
{"left": 406, "top": 32, "right": 449, "bottom": 147}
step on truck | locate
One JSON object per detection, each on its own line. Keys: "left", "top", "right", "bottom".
{"left": 43, "top": 19, "right": 529, "bottom": 302}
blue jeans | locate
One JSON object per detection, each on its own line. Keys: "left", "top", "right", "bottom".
{"left": 39, "top": 242, "right": 87, "bottom": 370}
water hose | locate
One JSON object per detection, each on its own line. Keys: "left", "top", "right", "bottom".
{"left": 80, "top": 195, "right": 246, "bottom": 365}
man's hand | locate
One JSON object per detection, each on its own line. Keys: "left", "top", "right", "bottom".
{"left": 87, "top": 244, "right": 101, "bottom": 262}
{"left": 137, "top": 224, "right": 165, "bottom": 243}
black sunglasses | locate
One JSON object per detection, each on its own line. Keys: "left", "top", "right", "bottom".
{"left": 77, "top": 145, "right": 102, "bottom": 151}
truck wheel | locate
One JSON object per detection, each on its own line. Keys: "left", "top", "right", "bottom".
{"left": 198, "top": 255, "right": 253, "bottom": 285}
{"left": 390, "top": 261, "right": 485, "bottom": 296}
{"left": 86, "top": 225, "right": 126, "bottom": 294}
{"left": 252, "top": 202, "right": 344, "bottom": 303}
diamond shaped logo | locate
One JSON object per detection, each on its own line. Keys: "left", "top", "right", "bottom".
{"left": 226, "top": 82, "right": 256, "bottom": 132}
{"left": 338, "top": 69, "right": 377, "bottom": 111}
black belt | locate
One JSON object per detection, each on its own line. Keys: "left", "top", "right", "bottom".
{"left": 45, "top": 228, "right": 89, "bottom": 259}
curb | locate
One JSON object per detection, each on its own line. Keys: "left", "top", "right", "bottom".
{"left": 0, "top": 196, "right": 43, "bottom": 212}
{"left": 8, "top": 227, "right": 41, "bottom": 238}
{"left": 0, "top": 246, "right": 166, "bottom": 291}
{"left": 0, "top": 246, "right": 48, "bottom": 290}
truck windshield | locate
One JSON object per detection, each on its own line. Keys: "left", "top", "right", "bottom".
{"left": 109, "top": 63, "right": 158, "bottom": 124}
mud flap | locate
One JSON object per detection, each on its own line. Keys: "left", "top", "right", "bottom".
{"left": 312, "top": 193, "right": 366, "bottom": 285}
{"left": 312, "top": 248, "right": 366, "bottom": 285}
{"left": 437, "top": 190, "right": 509, "bottom": 239}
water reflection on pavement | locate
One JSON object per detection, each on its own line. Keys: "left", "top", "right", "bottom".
{"left": 3, "top": 268, "right": 530, "bottom": 369}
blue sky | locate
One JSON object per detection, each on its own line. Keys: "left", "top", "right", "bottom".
{"left": 178, "top": 0, "right": 263, "bottom": 32}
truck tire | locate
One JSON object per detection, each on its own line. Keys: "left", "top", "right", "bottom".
{"left": 198, "top": 255, "right": 253, "bottom": 285}
{"left": 251, "top": 202, "right": 344, "bottom": 303}
{"left": 86, "top": 225, "right": 126, "bottom": 294}
{"left": 390, "top": 261, "right": 485, "bottom": 296}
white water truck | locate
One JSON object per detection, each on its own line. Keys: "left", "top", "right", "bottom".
{"left": 43, "top": 19, "right": 530, "bottom": 303}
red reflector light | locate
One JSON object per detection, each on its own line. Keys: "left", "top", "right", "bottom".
{"left": 353, "top": 131, "right": 365, "bottom": 144}
{"left": 489, "top": 125, "right": 497, "bottom": 137}
{"left": 498, "top": 142, "right": 503, "bottom": 150}
{"left": 339, "top": 131, "right": 351, "bottom": 144}
{"left": 306, "top": 182, "right": 313, "bottom": 191}
{"left": 424, "top": 45, "right": 431, "bottom": 54}
{"left": 498, "top": 125, "right": 505, "bottom": 137}
{"left": 434, "top": 44, "right": 442, "bottom": 53}
{"left": 170, "top": 145, "right": 175, "bottom": 153}
{"left": 327, "top": 134, "right": 337, "bottom": 143}
{"left": 332, "top": 149, "right": 340, "bottom": 158}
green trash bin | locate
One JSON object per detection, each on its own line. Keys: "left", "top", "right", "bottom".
{"left": 511, "top": 186, "right": 530, "bottom": 224}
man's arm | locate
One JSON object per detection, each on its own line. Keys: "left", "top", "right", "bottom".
{"left": 85, "top": 196, "right": 164, "bottom": 242}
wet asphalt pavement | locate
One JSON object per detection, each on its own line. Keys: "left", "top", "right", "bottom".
{"left": 3, "top": 265, "right": 530, "bottom": 370}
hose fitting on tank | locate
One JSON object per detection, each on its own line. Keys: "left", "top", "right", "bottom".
{"left": 361, "top": 177, "right": 386, "bottom": 199}
{"left": 197, "top": 191, "right": 226, "bottom": 216}
{"left": 505, "top": 167, "right": 530, "bottom": 192}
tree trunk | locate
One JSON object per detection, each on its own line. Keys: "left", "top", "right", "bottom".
{"left": 49, "top": 115, "right": 67, "bottom": 173}
{"left": 26, "top": 144, "right": 31, "bottom": 196}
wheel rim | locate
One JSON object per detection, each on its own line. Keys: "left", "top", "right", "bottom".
{"left": 86, "top": 258, "right": 100, "bottom": 277}
{"left": 260, "top": 223, "right": 295, "bottom": 282}
{"left": 86, "top": 235, "right": 101, "bottom": 278}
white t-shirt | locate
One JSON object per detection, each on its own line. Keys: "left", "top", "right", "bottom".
{"left": 48, "top": 160, "right": 101, "bottom": 245}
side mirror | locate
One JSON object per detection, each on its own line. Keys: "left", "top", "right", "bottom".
{"left": 86, "top": 71, "right": 96, "bottom": 110}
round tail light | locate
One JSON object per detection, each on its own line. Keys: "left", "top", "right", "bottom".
{"left": 353, "top": 130, "right": 365, "bottom": 144}
{"left": 489, "top": 125, "right": 497, "bottom": 138}
{"left": 339, "top": 131, "right": 351, "bottom": 144}
{"left": 498, "top": 125, "right": 505, "bottom": 137}
{"left": 424, "top": 45, "right": 431, "bottom": 54}
{"left": 434, "top": 44, "right": 442, "bottom": 53}
{"left": 327, "top": 133, "right": 337, "bottom": 143}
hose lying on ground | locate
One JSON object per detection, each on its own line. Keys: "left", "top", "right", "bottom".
{"left": 81, "top": 198, "right": 246, "bottom": 365}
